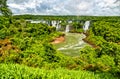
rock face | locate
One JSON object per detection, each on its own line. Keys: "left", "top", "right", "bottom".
{"left": 51, "top": 36, "right": 65, "bottom": 44}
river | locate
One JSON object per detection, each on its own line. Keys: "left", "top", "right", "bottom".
{"left": 54, "top": 33, "right": 88, "bottom": 56}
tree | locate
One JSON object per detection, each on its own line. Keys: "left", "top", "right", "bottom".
{"left": 0, "top": 0, "right": 12, "bottom": 17}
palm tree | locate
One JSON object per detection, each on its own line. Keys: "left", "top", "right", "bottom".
{"left": 0, "top": 0, "right": 12, "bottom": 17}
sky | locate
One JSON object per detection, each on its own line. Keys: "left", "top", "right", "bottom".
{"left": 7, "top": 0, "right": 120, "bottom": 16}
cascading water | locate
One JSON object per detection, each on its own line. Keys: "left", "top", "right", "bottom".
{"left": 51, "top": 20, "right": 62, "bottom": 31}
{"left": 65, "top": 25, "right": 70, "bottom": 32}
{"left": 83, "top": 21, "right": 90, "bottom": 33}
{"left": 56, "top": 24, "right": 61, "bottom": 31}
{"left": 52, "top": 21, "right": 57, "bottom": 27}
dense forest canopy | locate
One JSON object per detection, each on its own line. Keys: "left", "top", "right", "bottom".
{"left": 13, "top": 15, "right": 120, "bottom": 21}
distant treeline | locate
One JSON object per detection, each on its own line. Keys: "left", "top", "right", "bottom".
{"left": 12, "top": 15, "right": 120, "bottom": 21}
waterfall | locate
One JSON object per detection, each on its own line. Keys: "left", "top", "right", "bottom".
{"left": 56, "top": 24, "right": 61, "bottom": 31}
{"left": 83, "top": 21, "right": 90, "bottom": 33}
{"left": 51, "top": 21, "right": 56, "bottom": 27}
{"left": 51, "top": 20, "right": 62, "bottom": 31}
{"left": 55, "top": 24, "right": 57, "bottom": 30}
{"left": 65, "top": 25, "right": 70, "bottom": 32}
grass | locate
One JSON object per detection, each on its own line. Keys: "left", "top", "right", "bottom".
{"left": 0, "top": 63, "right": 118, "bottom": 79}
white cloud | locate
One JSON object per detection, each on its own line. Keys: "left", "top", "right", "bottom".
{"left": 8, "top": 3, "right": 26, "bottom": 10}
{"left": 7, "top": 0, "right": 120, "bottom": 15}
{"left": 77, "top": 2, "right": 90, "bottom": 10}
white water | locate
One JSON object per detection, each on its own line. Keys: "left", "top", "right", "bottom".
{"left": 58, "top": 33, "right": 86, "bottom": 50}
{"left": 65, "top": 25, "right": 70, "bottom": 32}
{"left": 83, "top": 21, "right": 90, "bottom": 33}
{"left": 51, "top": 21, "right": 57, "bottom": 27}
{"left": 56, "top": 24, "right": 61, "bottom": 31}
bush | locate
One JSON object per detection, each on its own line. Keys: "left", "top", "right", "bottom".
{"left": 0, "top": 63, "right": 118, "bottom": 79}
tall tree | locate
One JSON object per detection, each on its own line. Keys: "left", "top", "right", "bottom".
{"left": 0, "top": 0, "right": 12, "bottom": 16}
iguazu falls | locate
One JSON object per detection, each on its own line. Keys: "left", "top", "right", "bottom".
{"left": 0, "top": 0, "right": 120, "bottom": 79}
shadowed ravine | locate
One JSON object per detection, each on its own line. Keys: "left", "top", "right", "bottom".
{"left": 54, "top": 33, "right": 88, "bottom": 56}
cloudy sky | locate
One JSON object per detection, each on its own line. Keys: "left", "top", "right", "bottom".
{"left": 7, "top": 0, "right": 120, "bottom": 16}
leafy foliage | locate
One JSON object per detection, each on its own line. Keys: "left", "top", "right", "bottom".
{"left": 0, "top": 63, "right": 118, "bottom": 79}
{"left": 82, "top": 20, "right": 120, "bottom": 77}
{"left": 0, "top": 16, "right": 120, "bottom": 78}
{"left": 0, "top": 0, "right": 12, "bottom": 16}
